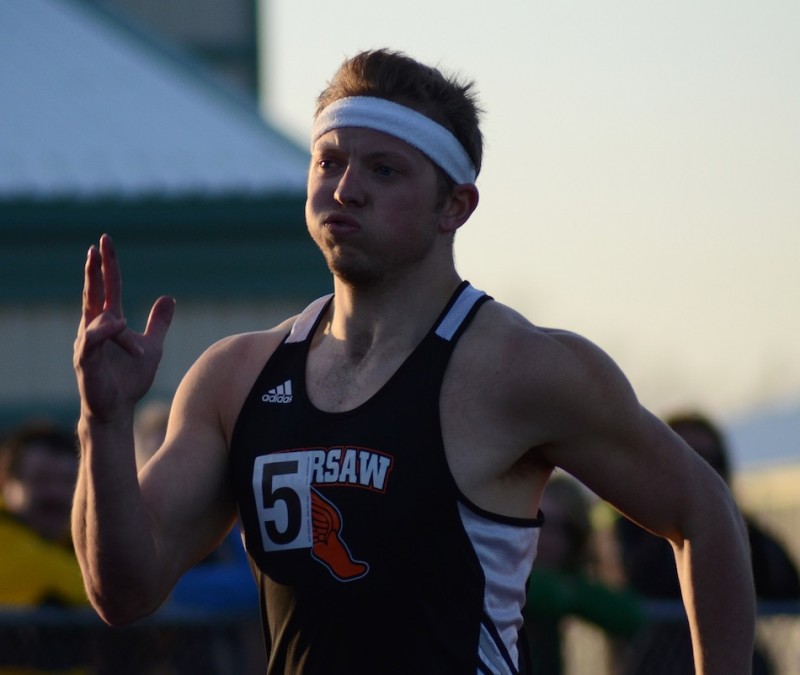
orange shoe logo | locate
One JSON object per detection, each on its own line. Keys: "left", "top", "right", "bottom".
{"left": 311, "top": 488, "right": 368, "bottom": 581}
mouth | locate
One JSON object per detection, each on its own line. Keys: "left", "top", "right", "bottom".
{"left": 322, "top": 213, "right": 360, "bottom": 235}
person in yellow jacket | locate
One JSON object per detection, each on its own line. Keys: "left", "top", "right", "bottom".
{"left": 0, "top": 420, "right": 88, "bottom": 673}
{"left": 0, "top": 513, "right": 87, "bottom": 607}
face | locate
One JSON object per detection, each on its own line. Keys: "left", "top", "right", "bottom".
{"left": 306, "top": 127, "right": 446, "bottom": 286}
{"left": 2, "top": 444, "right": 78, "bottom": 542}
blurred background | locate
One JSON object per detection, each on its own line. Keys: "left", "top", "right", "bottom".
{"left": 1, "top": 0, "right": 798, "bottom": 672}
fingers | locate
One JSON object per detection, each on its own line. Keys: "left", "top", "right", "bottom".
{"left": 106, "top": 296, "right": 174, "bottom": 359}
{"left": 79, "top": 236, "right": 174, "bottom": 359}
{"left": 80, "top": 235, "right": 137, "bottom": 356}
{"left": 110, "top": 296, "right": 176, "bottom": 358}
{"left": 113, "top": 326, "right": 145, "bottom": 357}
{"left": 143, "top": 296, "right": 176, "bottom": 344}
{"left": 82, "top": 245, "right": 105, "bottom": 322}
{"left": 82, "top": 313, "right": 130, "bottom": 351}
{"left": 82, "top": 233, "right": 122, "bottom": 321}
{"left": 99, "top": 234, "right": 124, "bottom": 317}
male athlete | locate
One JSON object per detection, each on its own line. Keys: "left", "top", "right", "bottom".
{"left": 73, "top": 49, "right": 755, "bottom": 674}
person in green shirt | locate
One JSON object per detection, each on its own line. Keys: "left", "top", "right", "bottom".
{"left": 524, "top": 474, "right": 643, "bottom": 674}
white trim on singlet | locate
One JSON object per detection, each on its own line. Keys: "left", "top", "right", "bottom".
{"left": 287, "top": 284, "right": 484, "bottom": 346}
{"left": 458, "top": 502, "right": 540, "bottom": 674}
{"left": 435, "top": 284, "right": 487, "bottom": 341}
{"left": 286, "top": 294, "right": 332, "bottom": 344}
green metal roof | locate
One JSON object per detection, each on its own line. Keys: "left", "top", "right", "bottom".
{"left": 0, "top": 195, "right": 330, "bottom": 307}
{"left": 0, "top": 0, "right": 330, "bottom": 306}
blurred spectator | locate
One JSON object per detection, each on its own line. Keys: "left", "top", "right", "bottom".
{"left": 0, "top": 420, "right": 84, "bottom": 605}
{"left": 0, "top": 419, "right": 90, "bottom": 671}
{"left": 524, "top": 474, "right": 644, "bottom": 675}
{"left": 614, "top": 411, "right": 798, "bottom": 674}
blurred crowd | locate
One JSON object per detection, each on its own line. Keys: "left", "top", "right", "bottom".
{"left": 0, "top": 401, "right": 262, "bottom": 675}
{"left": 524, "top": 410, "right": 800, "bottom": 675}
{"left": 1, "top": 405, "right": 798, "bottom": 674}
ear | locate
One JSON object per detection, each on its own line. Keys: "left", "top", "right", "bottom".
{"left": 439, "top": 183, "right": 479, "bottom": 234}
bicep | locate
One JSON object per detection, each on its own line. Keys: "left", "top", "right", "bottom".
{"left": 560, "top": 410, "right": 710, "bottom": 541}
{"left": 537, "top": 338, "right": 722, "bottom": 543}
{"left": 138, "top": 350, "right": 239, "bottom": 581}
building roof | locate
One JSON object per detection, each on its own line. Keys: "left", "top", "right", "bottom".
{"left": 0, "top": 0, "right": 329, "bottom": 308}
{"left": 0, "top": 0, "right": 309, "bottom": 201}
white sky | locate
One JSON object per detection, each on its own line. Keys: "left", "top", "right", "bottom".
{"left": 260, "top": 1, "right": 800, "bottom": 423}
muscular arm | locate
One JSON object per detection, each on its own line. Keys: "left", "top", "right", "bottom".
{"left": 446, "top": 304, "right": 755, "bottom": 675}
{"left": 71, "top": 236, "right": 250, "bottom": 625}
{"left": 536, "top": 332, "right": 755, "bottom": 675}
{"left": 72, "top": 350, "right": 238, "bottom": 625}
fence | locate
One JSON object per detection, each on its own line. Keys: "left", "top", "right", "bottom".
{"left": 1, "top": 602, "right": 798, "bottom": 674}
{"left": 562, "top": 601, "right": 800, "bottom": 675}
{"left": 0, "top": 605, "right": 265, "bottom": 674}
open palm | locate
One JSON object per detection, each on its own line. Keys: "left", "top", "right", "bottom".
{"left": 73, "top": 235, "right": 175, "bottom": 422}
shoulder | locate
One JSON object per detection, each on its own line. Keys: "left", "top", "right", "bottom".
{"left": 450, "top": 299, "right": 643, "bottom": 452}
{"left": 464, "top": 298, "right": 601, "bottom": 360}
{"left": 194, "top": 315, "right": 296, "bottom": 373}
{"left": 172, "top": 315, "right": 298, "bottom": 442}
{"left": 464, "top": 300, "right": 635, "bottom": 406}
{"left": 441, "top": 299, "right": 645, "bottom": 510}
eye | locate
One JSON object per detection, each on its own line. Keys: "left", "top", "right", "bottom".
{"left": 374, "top": 164, "right": 396, "bottom": 177}
{"left": 318, "top": 158, "right": 341, "bottom": 171}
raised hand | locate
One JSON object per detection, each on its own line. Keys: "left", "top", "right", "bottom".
{"left": 73, "top": 234, "right": 175, "bottom": 423}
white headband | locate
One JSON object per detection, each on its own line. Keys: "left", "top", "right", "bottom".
{"left": 311, "top": 96, "right": 477, "bottom": 184}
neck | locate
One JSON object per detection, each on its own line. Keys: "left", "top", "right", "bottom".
{"left": 322, "top": 271, "right": 463, "bottom": 362}
{"left": 305, "top": 268, "right": 463, "bottom": 412}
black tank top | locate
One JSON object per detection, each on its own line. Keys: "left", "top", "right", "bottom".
{"left": 229, "top": 282, "right": 540, "bottom": 675}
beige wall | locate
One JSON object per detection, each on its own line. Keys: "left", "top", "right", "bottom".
{"left": 0, "top": 296, "right": 309, "bottom": 410}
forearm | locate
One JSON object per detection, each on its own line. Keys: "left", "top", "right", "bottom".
{"left": 72, "top": 412, "right": 171, "bottom": 625}
{"left": 673, "top": 488, "right": 755, "bottom": 674}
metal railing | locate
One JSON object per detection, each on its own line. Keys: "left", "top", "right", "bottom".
{"left": 561, "top": 601, "right": 800, "bottom": 675}
{"left": 1, "top": 602, "right": 799, "bottom": 674}
{"left": 0, "top": 605, "right": 264, "bottom": 674}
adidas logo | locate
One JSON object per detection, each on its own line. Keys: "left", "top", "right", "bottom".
{"left": 262, "top": 380, "right": 293, "bottom": 404}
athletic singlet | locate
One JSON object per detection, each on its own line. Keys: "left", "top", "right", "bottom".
{"left": 229, "top": 282, "right": 542, "bottom": 675}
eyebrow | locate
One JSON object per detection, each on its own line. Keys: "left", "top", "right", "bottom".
{"left": 315, "top": 144, "right": 420, "bottom": 168}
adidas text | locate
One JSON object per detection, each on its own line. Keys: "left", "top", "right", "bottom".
{"left": 262, "top": 380, "right": 293, "bottom": 404}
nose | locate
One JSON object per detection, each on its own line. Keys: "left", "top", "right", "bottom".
{"left": 334, "top": 165, "right": 366, "bottom": 207}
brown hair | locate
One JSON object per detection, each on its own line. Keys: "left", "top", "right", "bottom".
{"left": 315, "top": 49, "right": 484, "bottom": 178}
